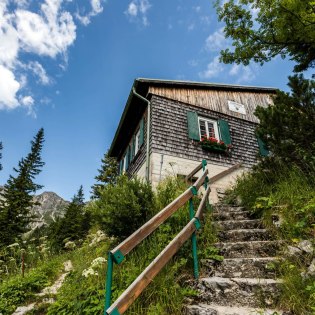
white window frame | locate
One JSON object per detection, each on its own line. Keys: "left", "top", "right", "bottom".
{"left": 123, "top": 154, "right": 127, "bottom": 172}
{"left": 134, "top": 128, "right": 141, "bottom": 156}
{"left": 198, "top": 117, "right": 220, "bottom": 140}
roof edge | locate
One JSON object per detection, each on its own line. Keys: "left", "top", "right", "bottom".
{"left": 135, "top": 78, "right": 277, "bottom": 92}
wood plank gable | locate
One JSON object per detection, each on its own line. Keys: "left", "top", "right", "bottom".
{"left": 148, "top": 87, "right": 274, "bottom": 123}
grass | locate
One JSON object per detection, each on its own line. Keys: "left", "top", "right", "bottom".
{"left": 224, "top": 164, "right": 315, "bottom": 314}
{"left": 46, "top": 176, "right": 216, "bottom": 315}
{"left": 0, "top": 176, "right": 219, "bottom": 315}
{"left": 0, "top": 255, "right": 64, "bottom": 315}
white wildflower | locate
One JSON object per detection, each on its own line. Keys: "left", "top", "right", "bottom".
{"left": 89, "top": 230, "right": 107, "bottom": 247}
{"left": 91, "top": 257, "right": 107, "bottom": 268}
{"left": 82, "top": 268, "right": 98, "bottom": 278}
{"left": 7, "top": 243, "right": 19, "bottom": 248}
{"left": 64, "top": 241, "right": 76, "bottom": 250}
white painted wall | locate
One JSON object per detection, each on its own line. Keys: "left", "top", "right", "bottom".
{"left": 135, "top": 152, "right": 247, "bottom": 204}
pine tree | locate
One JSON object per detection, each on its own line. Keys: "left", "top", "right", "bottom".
{"left": 0, "top": 128, "right": 45, "bottom": 246}
{"left": 0, "top": 142, "right": 2, "bottom": 171}
{"left": 255, "top": 75, "right": 315, "bottom": 172}
{"left": 91, "top": 151, "right": 118, "bottom": 198}
{"left": 49, "top": 186, "right": 91, "bottom": 250}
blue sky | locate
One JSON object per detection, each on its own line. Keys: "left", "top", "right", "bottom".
{"left": 0, "top": 0, "right": 309, "bottom": 200}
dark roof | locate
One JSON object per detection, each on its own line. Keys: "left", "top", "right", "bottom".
{"left": 134, "top": 78, "right": 277, "bottom": 94}
{"left": 109, "top": 78, "right": 277, "bottom": 157}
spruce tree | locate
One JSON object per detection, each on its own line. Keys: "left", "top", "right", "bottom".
{"left": 0, "top": 142, "right": 2, "bottom": 171}
{"left": 49, "top": 186, "right": 91, "bottom": 250}
{"left": 0, "top": 128, "right": 45, "bottom": 246}
{"left": 255, "top": 75, "right": 315, "bottom": 172}
{"left": 91, "top": 151, "right": 118, "bottom": 198}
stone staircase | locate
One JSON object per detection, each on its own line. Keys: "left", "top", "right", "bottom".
{"left": 185, "top": 204, "right": 287, "bottom": 315}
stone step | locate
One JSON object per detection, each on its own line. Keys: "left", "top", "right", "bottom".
{"left": 216, "top": 219, "right": 262, "bottom": 230}
{"left": 219, "top": 229, "right": 272, "bottom": 242}
{"left": 185, "top": 304, "right": 286, "bottom": 315}
{"left": 196, "top": 277, "right": 282, "bottom": 308}
{"left": 215, "top": 241, "right": 282, "bottom": 258}
{"left": 213, "top": 211, "right": 252, "bottom": 221}
{"left": 213, "top": 205, "right": 245, "bottom": 212}
{"left": 201, "top": 257, "right": 278, "bottom": 278}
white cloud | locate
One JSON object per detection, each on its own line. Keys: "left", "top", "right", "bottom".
{"left": 205, "top": 28, "right": 227, "bottom": 52}
{"left": 0, "top": 0, "right": 104, "bottom": 112}
{"left": 126, "top": 2, "right": 138, "bottom": 16}
{"left": 27, "top": 61, "right": 51, "bottom": 85}
{"left": 20, "top": 95, "right": 34, "bottom": 107}
{"left": 0, "top": 65, "right": 20, "bottom": 109}
{"left": 193, "top": 6, "right": 201, "bottom": 13}
{"left": 16, "top": 1, "right": 76, "bottom": 58}
{"left": 229, "top": 64, "right": 256, "bottom": 83}
{"left": 76, "top": 0, "right": 104, "bottom": 26}
{"left": 0, "top": 5, "right": 19, "bottom": 67}
{"left": 125, "top": 0, "right": 151, "bottom": 26}
{"left": 199, "top": 56, "right": 224, "bottom": 79}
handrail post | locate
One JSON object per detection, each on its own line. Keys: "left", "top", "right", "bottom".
{"left": 189, "top": 194, "right": 199, "bottom": 279}
{"left": 202, "top": 159, "right": 211, "bottom": 211}
{"left": 104, "top": 252, "right": 114, "bottom": 313}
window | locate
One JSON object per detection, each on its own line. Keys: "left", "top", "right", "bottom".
{"left": 135, "top": 128, "right": 141, "bottom": 155}
{"left": 198, "top": 117, "right": 220, "bottom": 140}
{"left": 123, "top": 154, "right": 128, "bottom": 172}
{"left": 187, "top": 111, "right": 231, "bottom": 145}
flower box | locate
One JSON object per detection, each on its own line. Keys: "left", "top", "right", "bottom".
{"left": 200, "top": 137, "right": 231, "bottom": 154}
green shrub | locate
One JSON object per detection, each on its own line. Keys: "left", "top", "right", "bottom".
{"left": 48, "top": 176, "right": 207, "bottom": 315}
{"left": 90, "top": 175, "right": 155, "bottom": 241}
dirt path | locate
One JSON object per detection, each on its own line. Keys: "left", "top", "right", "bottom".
{"left": 12, "top": 260, "right": 73, "bottom": 315}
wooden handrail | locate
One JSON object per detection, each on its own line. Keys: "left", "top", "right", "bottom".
{"left": 111, "top": 168, "right": 209, "bottom": 257}
{"left": 107, "top": 220, "right": 196, "bottom": 314}
{"left": 105, "top": 161, "right": 211, "bottom": 315}
{"left": 193, "top": 168, "right": 209, "bottom": 190}
{"left": 208, "top": 163, "right": 242, "bottom": 184}
{"left": 195, "top": 186, "right": 211, "bottom": 220}
{"left": 185, "top": 163, "right": 203, "bottom": 182}
{"left": 106, "top": 183, "right": 211, "bottom": 315}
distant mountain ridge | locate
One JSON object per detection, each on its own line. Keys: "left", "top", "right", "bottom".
{"left": 32, "top": 191, "right": 69, "bottom": 228}
{"left": 0, "top": 186, "right": 69, "bottom": 228}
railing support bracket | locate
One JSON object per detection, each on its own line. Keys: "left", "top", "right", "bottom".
{"left": 112, "top": 250, "right": 125, "bottom": 265}
{"left": 193, "top": 218, "right": 201, "bottom": 230}
{"left": 190, "top": 186, "right": 198, "bottom": 196}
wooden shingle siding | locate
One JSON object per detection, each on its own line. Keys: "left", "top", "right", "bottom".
{"left": 126, "top": 112, "right": 147, "bottom": 176}
{"left": 150, "top": 94, "right": 259, "bottom": 168}
{"left": 148, "top": 87, "right": 272, "bottom": 123}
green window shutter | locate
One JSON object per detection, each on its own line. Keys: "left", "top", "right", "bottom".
{"left": 132, "top": 135, "right": 136, "bottom": 158}
{"left": 257, "top": 137, "right": 269, "bottom": 156}
{"left": 139, "top": 118, "right": 144, "bottom": 146}
{"left": 125, "top": 147, "right": 130, "bottom": 169}
{"left": 218, "top": 119, "right": 231, "bottom": 145}
{"left": 187, "top": 111, "right": 200, "bottom": 141}
{"left": 119, "top": 160, "right": 123, "bottom": 174}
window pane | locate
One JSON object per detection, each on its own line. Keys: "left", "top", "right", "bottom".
{"left": 207, "top": 122, "right": 216, "bottom": 138}
{"left": 136, "top": 129, "right": 140, "bottom": 152}
{"left": 199, "top": 119, "right": 207, "bottom": 138}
